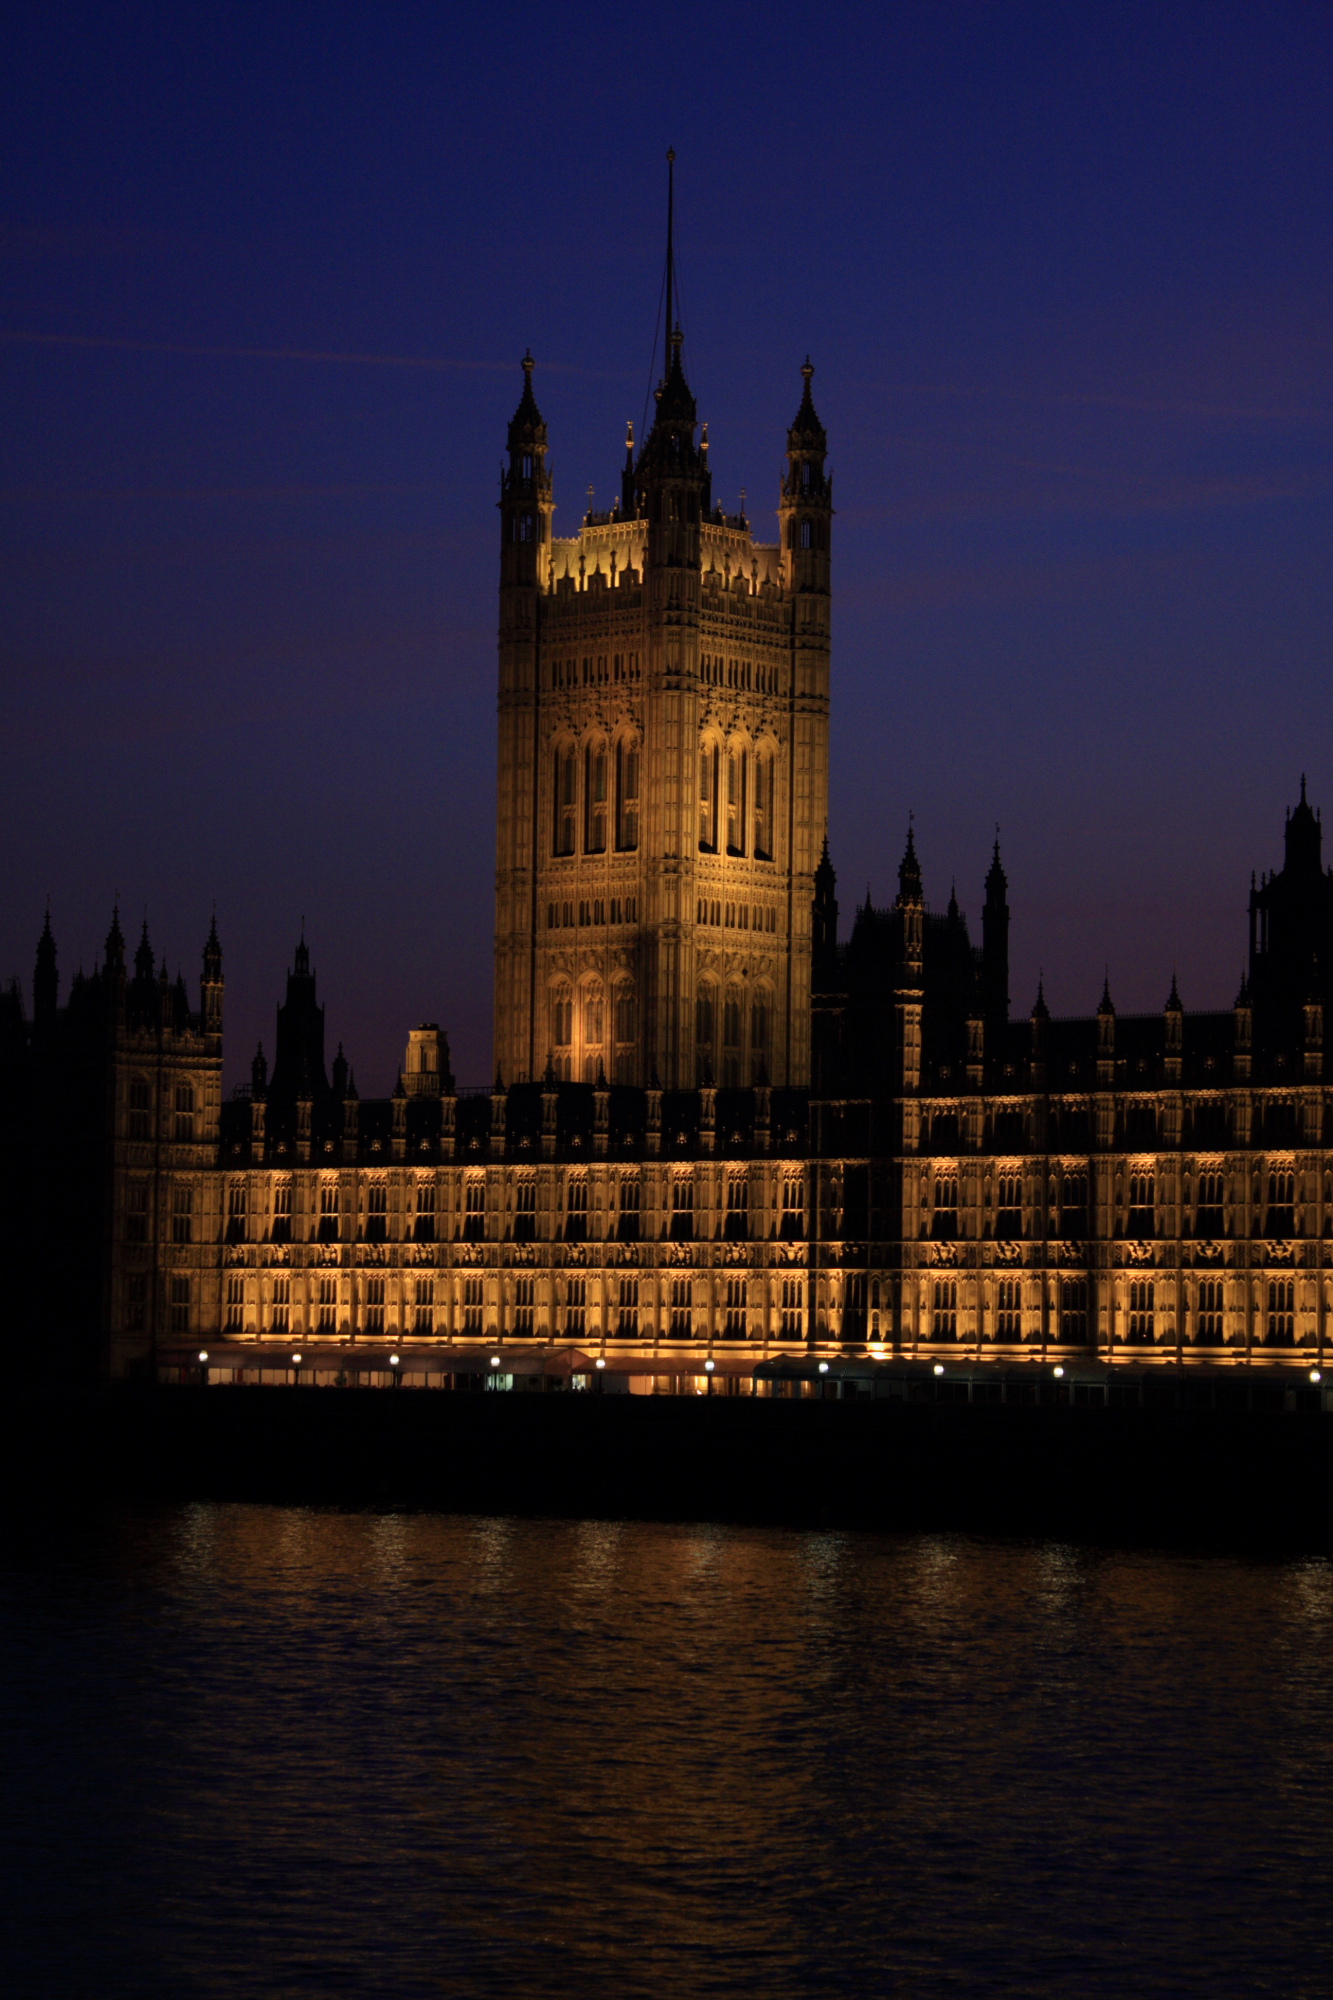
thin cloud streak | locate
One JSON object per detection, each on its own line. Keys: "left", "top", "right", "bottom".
{"left": 0, "top": 327, "right": 629, "bottom": 381}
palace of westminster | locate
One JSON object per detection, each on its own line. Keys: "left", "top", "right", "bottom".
{"left": 5, "top": 319, "right": 1333, "bottom": 1387}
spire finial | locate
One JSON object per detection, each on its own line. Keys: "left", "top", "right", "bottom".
{"left": 664, "top": 149, "right": 677, "bottom": 380}
{"left": 522, "top": 348, "right": 534, "bottom": 378}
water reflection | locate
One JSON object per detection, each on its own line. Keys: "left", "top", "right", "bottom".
{"left": 2, "top": 1510, "right": 1332, "bottom": 1997}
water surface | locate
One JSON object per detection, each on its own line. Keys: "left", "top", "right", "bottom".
{"left": 2, "top": 1508, "right": 1330, "bottom": 1997}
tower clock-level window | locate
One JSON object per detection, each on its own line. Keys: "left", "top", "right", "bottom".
{"left": 554, "top": 745, "right": 577, "bottom": 856}
{"left": 615, "top": 737, "right": 640, "bottom": 850}
{"left": 699, "top": 742, "right": 719, "bottom": 851}
{"left": 753, "top": 748, "right": 774, "bottom": 860}
{"left": 726, "top": 749, "right": 747, "bottom": 856}
{"left": 585, "top": 740, "right": 608, "bottom": 853}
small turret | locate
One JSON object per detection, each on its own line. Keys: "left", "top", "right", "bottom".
{"left": 812, "top": 835, "right": 840, "bottom": 988}
{"left": 982, "top": 834, "right": 1009, "bottom": 1029}
{"left": 33, "top": 909, "right": 57, "bottom": 1029}
{"left": 201, "top": 914, "right": 223, "bottom": 1038}
{"left": 779, "top": 358, "right": 832, "bottom": 596}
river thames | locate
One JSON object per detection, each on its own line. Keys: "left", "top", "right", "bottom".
{"left": 2, "top": 1507, "right": 1331, "bottom": 1997}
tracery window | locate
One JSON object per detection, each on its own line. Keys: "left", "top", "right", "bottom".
{"left": 173, "top": 1081, "right": 195, "bottom": 1142}
{"left": 554, "top": 744, "right": 577, "bottom": 856}
{"left": 696, "top": 984, "right": 716, "bottom": 1077}
{"left": 931, "top": 1280, "right": 957, "bottom": 1341}
{"left": 1197, "top": 1278, "right": 1224, "bottom": 1343}
{"left": 1267, "top": 1278, "right": 1295, "bottom": 1345}
{"left": 1127, "top": 1280, "right": 1155, "bottom": 1344}
{"left": 726, "top": 747, "right": 746, "bottom": 856}
{"left": 128, "top": 1076, "right": 151, "bottom": 1139}
{"left": 995, "top": 1278, "right": 1021, "bottom": 1340}
{"left": 699, "top": 741, "right": 719, "bottom": 851}
{"left": 753, "top": 748, "right": 774, "bottom": 860}
{"left": 616, "top": 737, "right": 640, "bottom": 851}
{"left": 585, "top": 739, "right": 608, "bottom": 853}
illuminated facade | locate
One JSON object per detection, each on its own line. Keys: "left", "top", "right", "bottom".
{"left": 494, "top": 344, "right": 830, "bottom": 1090}
{"left": 5, "top": 342, "right": 1333, "bottom": 1387}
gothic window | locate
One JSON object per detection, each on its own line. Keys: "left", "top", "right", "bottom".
{"left": 128, "top": 1076, "right": 151, "bottom": 1139}
{"left": 514, "top": 1180, "right": 536, "bottom": 1242}
{"left": 366, "top": 1183, "right": 388, "bottom": 1243}
{"left": 699, "top": 741, "right": 719, "bottom": 851}
{"left": 551, "top": 984, "right": 573, "bottom": 1079}
{"left": 726, "top": 747, "right": 747, "bottom": 856}
{"left": 1127, "top": 1280, "right": 1155, "bottom": 1344}
{"left": 225, "top": 1275, "right": 245, "bottom": 1333}
{"left": 750, "top": 993, "right": 771, "bottom": 1083}
{"left": 801, "top": 461, "right": 811, "bottom": 491}
{"left": 1196, "top": 1171, "right": 1225, "bottom": 1236}
{"left": 521, "top": 453, "right": 533, "bottom": 480}
{"left": 173, "top": 1081, "right": 195, "bottom": 1142}
{"left": 932, "top": 1176, "right": 959, "bottom": 1242}
{"left": 617, "top": 1275, "right": 640, "bottom": 1337}
{"left": 318, "top": 1182, "right": 339, "bottom": 1243}
{"left": 1197, "top": 1279, "right": 1224, "bottom": 1344}
{"left": 617, "top": 1177, "right": 641, "bottom": 1242}
{"left": 753, "top": 748, "right": 774, "bottom": 860}
{"left": 554, "top": 744, "right": 577, "bottom": 856}
{"left": 271, "top": 1182, "right": 292, "bottom": 1244}
{"left": 995, "top": 1174, "right": 1023, "bottom": 1239}
{"left": 780, "top": 1276, "right": 803, "bottom": 1339}
{"left": 1127, "top": 1173, "right": 1156, "bottom": 1239}
{"left": 463, "top": 1179, "right": 486, "bottom": 1241}
{"left": 565, "top": 1178, "right": 588, "bottom": 1243}
{"left": 1266, "top": 1170, "right": 1296, "bottom": 1237}
{"left": 317, "top": 1277, "right": 337, "bottom": 1333}
{"left": 1267, "top": 1278, "right": 1295, "bottom": 1345}
{"left": 1060, "top": 1278, "right": 1088, "bottom": 1344}
{"left": 414, "top": 1181, "right": 436, "bottom": 1243}
{"left": 996, "top": 1278, "right": 1022, "bottom": 1340}
{"left": 800, "top": 519, "right": 812, "bottom": 549}
{"left": 696, "top": 983, "right": 716, "bottom": 1077}
{"left": 364, "top": 1276, "right": 386, "bottom": 1334}
{"left": 270, "top": 1277, "right": 290, "bottom": 1333}
{"left": 413, "top": 1277, "right": 435, "bottom": 1335}
{"left": 513, "top": 1275, "right": 534, "bottom": 1336}
{"left": 582, "top": 982, "right": 604, "bottom": 1081}
{"left": 126, "top": 1180, "right": 150, "bottom": 1243}
{"left": 126, "top": 1273, "right": 148, "bottom": 1332}
{"left": 171, "top": 1183, "right": 193, "bottom": 1245}
{"left": 781, "top": 1176, "right": 804, "bottom": 1240}
{"left": 615, "top": 736, "right": 640, "bottom": 850}
{"left": 723, "top": 988, "right": 742, "bottom": 1049}
{"left": 170, "top": 1274, "right": 191, "bottom": 1335}
{"left": 931, "top": 1280, "right": 958, "bottom": 1341}
{"left": 670, "top": 1177, "right": 695, "bottom": 1242}
{"left": 1059, "top": 1171, "right": 1088, "bottom": 1238}
{"left": 462, "top": 1276, "right": 483, "bottom": 1335}
{"left": 585, "top": 740, "right": 608, "bottom": 853}
{"left": 724, "top": 1177, "right": 749, "bottom": 1241}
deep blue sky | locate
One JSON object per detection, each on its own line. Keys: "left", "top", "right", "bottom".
{"left": 3, "top": 2, "right": 1330, "bottom": 1087}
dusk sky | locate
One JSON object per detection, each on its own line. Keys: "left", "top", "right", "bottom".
{"left": 3, "top": 2, "right": 1330, "bottom": 1088}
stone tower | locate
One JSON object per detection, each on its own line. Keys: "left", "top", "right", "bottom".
{"left": 493, "top": 309, "right": 831, "bottom": 1089}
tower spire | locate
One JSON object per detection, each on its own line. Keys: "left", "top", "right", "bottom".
{"left": 664, "top": 147, "right": 677, "bottom": 377}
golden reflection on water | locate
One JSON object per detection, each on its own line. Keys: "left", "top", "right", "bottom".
{"left": 4, "top": 1510, "right": 1333, "bottom": 1998}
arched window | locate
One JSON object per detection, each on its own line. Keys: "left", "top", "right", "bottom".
{"left": 723, "top": 985, "right": 742, "bottom": 1085}
{"left": 750, "top": 993, "right": 770, "bottom": 1083}
{"left": 699, "top": 740, "right": 719, "bottom": 851}
{"left": 551, "top": 985, "right": 573, "bottom": 1080}
{"left": 696, "top": 984, "right": 716, "bottom": 1077}
{"left": 726, "top": 746, "right": 746, "bottom": 856}
{"left": 173, "top": 1081, "right": 195, "bottom": 1142}
{"left": 581, "top": 981, "right": 604, "bottom": 1082}
{"left": 553, "top": 745, "right": 577, "bottom": 856}
{"left": 521, "top": 453, "right": 533, "bottom": 480}
{"left": 753, "top": 746, "right": 774, "bottom": 860}
{"left": 615, "top": 737, "right": 640, "bottom": 851}
{"left": 585, "top": 740, "right": 608, "bottom": 853}
{"left": 613, "top": 981, "right": 636, "bottom": 1083}
{"left": 800, "top": 519, "right": 812, "bottom": 549}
